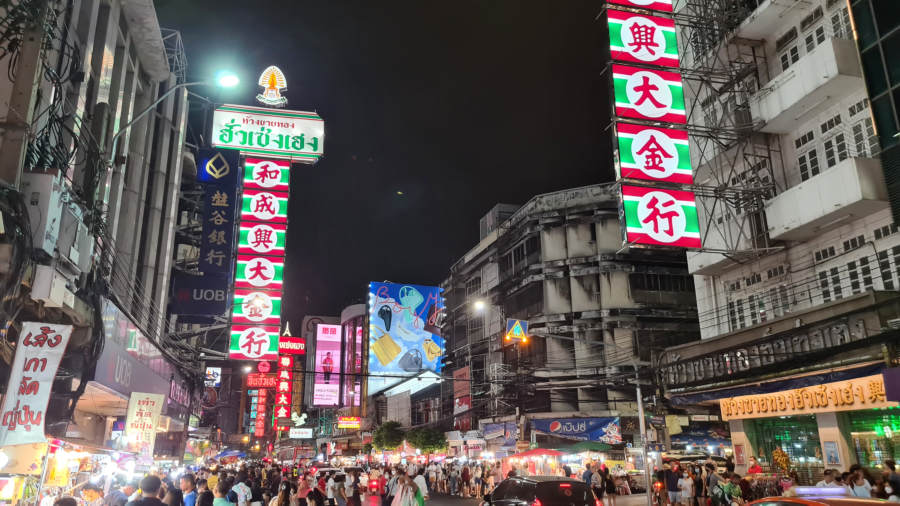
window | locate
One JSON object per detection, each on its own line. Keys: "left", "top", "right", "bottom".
{"left": 804, "top": 25, "right": 826, "bottom": 52}
{"left": 824, "top": 133, "right": 848, "bottom": 168}
{"left": 795, "top": 130, "right": 814, "bottom": 149}
{"left": 799, "top": 149, "right": 820, "bottom": 181}
{"left": 749, "top": 295, "right": 759, "bottom": 325}
{"left": 843, "top": 234, "right": 865, "bottom": 252}
{"left": 874, "top": 223, "right": 900, "bottom": 240}
{"left": 801, "top": 7, "right": 824, "bottom": 31}
{"left": 853, "top": 118, "right": 879, "bottom": 157}
{"left": 466, "top": 276, "right": 482, "bottom": 297}
{"left": 820, "top": 266, "right": 844, "bottom": 302}
{"left": 831, "top": 6, "right": 852, "bottom": 39}
{"left": 736, "top": 299, "right": 746, "bottom": 329}
{"left": 820, "top": 114, "right": 843, "bottom": 135}
{"left": 745, "top": 273, "right": 762, "bottom": 287}
{"left": 780, "top": 45, "right": 800, "bottom": 71}
{"left": 776, "top": 27, "right": 799, "bottom": 52}
{"left": 767, "top": 265, "right": 785, "bottom": 279}
{"left": 769, "top": 285, "right": 791, "bottom": 317}
{"left": 848, "top": 98, "right": 870, "bottom": 117}
{"left": 728, "top": 301, "right": 737, "bottom": 331}
{"left": 815, "top": 246, "right": 836, "bottom": 263}
{"left": 879, "top": 250, "right": 894, "bottom": 290}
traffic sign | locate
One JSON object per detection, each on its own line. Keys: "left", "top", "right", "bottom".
{"left": 505, "top": 319, "right": 528, "bottom": 343}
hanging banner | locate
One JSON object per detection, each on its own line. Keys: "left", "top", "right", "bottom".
{"left": 612, "top": 64, "right": 686, "bottom": 124}
{"left": 607, "top": 9, "right": 679, "bottom": 68}
{"left": 0, "top": 323, "right": 73, "bottom": 446}
{"left": 211, "top": 104, "right": 324, "bottom": 163}
{"left": 620, "top": 185, "right": 701, "bottom": 248}
{"left": 124, "top": 392, "right": 165, "bottom": 461}
{"left": 615, "top": 123, "right": 693, "bottom": 184}
{"left": 607, "top": 0, "right": 673, "bottom": 13}
{"left": 531, "top": 417, "right": 624, "bottom": 443}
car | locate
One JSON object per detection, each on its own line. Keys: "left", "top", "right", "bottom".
{"left": 749, "top": 487, "right": 885, "bottom": 506}
{"left": 484, "top": 476, "right": 600, "bottom": 506}
{"left": 342, "top": 466, "right": 368, "bottom": 487}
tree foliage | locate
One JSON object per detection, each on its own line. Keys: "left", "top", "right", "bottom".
{"left": 372, "top": 421, "right": 405, "bottom": 450}
{"left": 406, "top": 427, "right": 447, "bottom": 454}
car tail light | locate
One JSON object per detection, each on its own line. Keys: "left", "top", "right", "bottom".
{"left": 533, "top": 499, "right": 543, "bottom": 506}
{"left": 559, "top": 484, "right": 571, "bottom": 488}
{"left": 595, "top": 499, "right": 602, "bottom": 506}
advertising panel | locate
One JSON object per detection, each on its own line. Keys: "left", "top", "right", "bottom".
{"left": 615, "top": 123, "right": 693, "bottom": 184}
{"left": 607, "top": 0, "right": 674, "bottom": 13}
{"left": 621, "top": 185, "right": 701, "bottom": 248}
{"left": 368, "top": 282, "right": 445, "bottom": 394}
{"left": 124, "top": 393, "right": 165, "bottom": 461}
{"left": 312, "top": 324, "right": 342, "bottom": 406}
{"left": 342, "top": 322, "right": 364, "bottom": 407}
{"left": 0, "top": 323, "right": 73, "bottom": 446}
{"left": 246, "top": 373, "right": 277, "bottom": 389}
{"left": 337, "top": 416, "right": 361, "bottom": 429}
{"left": 211, "top": 104, "right": 324, "bottom": 162}
{"left": 290, "top": 427, "right": 314, "bottom": 439}
{"left": 205, "top": 367, "right": 222, "bottom": 387}
{"left": 279, "top": 336, "right": 306, "bottom": 355}
{"left": 607, "top": 10, "right": 678, "bottom": 68}
{"left": 530, "top": 417, "right": 623, "bottom": 443}
{"left": 197, "top": 148, "right": 240, "bottom": 187}
{"left": 612, "top": 64, "right": 686, "bottom": 124}
{"left": 171, "top": 272, "right": 230, "bottom": 316}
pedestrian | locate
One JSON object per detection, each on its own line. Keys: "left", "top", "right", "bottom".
{"left": 583, "top": 463, "right": 593, "bottom": 484}
{"left": 474, "top": 464, "right": 483, "bottom": 497}
{"left": 182, "top": 474, "right": 198, "bottom": 506}
{"left": 197, "top": 480, "right": 214, "bottom": 506}
{"left": 461, "top": 465, "right": 471, "bottom": 498}
{"left": 269, "top": 482, "right": 292, "bottom": 506}
{"left": 665, "top": 464, "right": 680, "bottom": 506}
{"left": 849, "top": 465, "right": 872, "bottom": 497}
{"left": 815, "top": 470, "right": 839, "bottom": 488}
{"left": 163, "top": 486, "right": 183, "bottom": 506}
{"left": 213, "top": 482, "right": 233, "bottom": 506}
{"left": 449, "top": 466, "right": 459, "bottom": 496}
{"left": 413, "top": 469, "right": 429, "bottom": 502}
{"left": 107, "top": 479, "right": 138, "bottom": 506}
{"left": 232, "top": 474, "right": 252, "bottom": 506}
{"left": 746, "top": 458, "right": 762, "bottom": 475}
{"left": 604, "top": 469, "right": 617, "bottom": 506}
{"left": 82, "top": 484, "right": 105, "bottom": 506}
{"left": 886, "top": 460, "right": 900, "bottom": 498}
{"left": 677, "top": 470, "right": 693, "bottom": 506}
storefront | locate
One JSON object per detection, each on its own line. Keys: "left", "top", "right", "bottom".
{"left": 722, "top": 371, "right": 898, "bottom": 484}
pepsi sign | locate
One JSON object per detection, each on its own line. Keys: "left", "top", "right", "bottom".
{"left": 531, "top": 417, "right": 623, "bottom": 443}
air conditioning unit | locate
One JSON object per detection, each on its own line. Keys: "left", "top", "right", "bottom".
{"left": 21, "top": 170, "right": 65, "bottom": 259}
{"left": 31, "top": 264, "right": 72, "bottom": 307}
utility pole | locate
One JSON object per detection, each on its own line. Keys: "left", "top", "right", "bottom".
{"left": 635, "top": 372, "right": 652, "bottom": 506}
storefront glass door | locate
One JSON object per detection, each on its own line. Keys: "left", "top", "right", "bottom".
{"left": 753, "top": 415, "right": 822, "bottom": 485}
{"left": 850, "top": 408, "right": 900, "bottom": 467}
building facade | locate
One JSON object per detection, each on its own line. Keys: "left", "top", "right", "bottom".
{"left": 661, "top": 0, "right": 900, "bottom": 482}
{"left": 0, "top": 0, "right": 198, "bottom": 458}
{"left": 441, "top": 184, "right": 699, "bottom": 454}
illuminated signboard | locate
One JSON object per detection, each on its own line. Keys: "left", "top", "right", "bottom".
{"left": 256, "top": 66, "right": 288, "bottom": 107}
{"left": 337, "top": 416, "right": 361, "bottom": 429}
{"left": 607, "top": 0, "right": 673, "bottom": 12}
{"left": 229, "top": 324, "right": 280, "bottom": 360}
{"left": 237, "top": 222, "right": 287, "bottom": 256}
{"left": 279, "top": 335, "right": 306, "bottom": 355}
{"left": 232, "top": 288, "right": 282, "bottom": 326}
{"left": 368, "top": 282, "right": 445, "bottom": 394}
{"left": 243, "top": 158, "right": 291, "bottom": 191}
{"left": 235, "top": 254, "right": 284, "bottom": 291}
{"left": 620, "top": 185, "right": 701, "bottom": 248}
{"left": 312, "top": 324, "right": 342, "bottom": 406}
{"left": 205, "top": 367, "right": 222, "bottom": 387}
{"left": 615, "top": 122, "right": 693, "bottom": 184}
{"left": 607, "top": 9, "right": 678, "bottom": 68}
{"left": 274, "top": 354, "right": 293, "bottom": 424}
{"left": 211, "top": 104, "right": 324, "bottom": 163}
{"left": 247, "top": 373, "right": 277, "bottom": 389}
{"left": 290, "top": 427, "right": 314, "bottom": 439}
{"left": 612, "top": 64, "right": 686, "bottom": 124}
{"left": 241, "top": 189, "right": 290, "bottom": 224}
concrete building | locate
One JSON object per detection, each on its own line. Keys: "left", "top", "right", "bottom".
{"left": 0, "top": 0, "right": 196, "bottom": 455}
{"left": 659, "top": 0, "right": 900, "bottom": 482}
{"left": 441, "top": 184, "right": 699, "bottom": 455}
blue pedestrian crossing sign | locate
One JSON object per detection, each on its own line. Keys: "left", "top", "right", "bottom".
{"left": 505, "top": 319, "right": 528, "bottom": 342}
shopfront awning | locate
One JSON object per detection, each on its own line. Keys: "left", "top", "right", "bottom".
{"left": 558, "top": 441, "right": 614, "bottom": 454}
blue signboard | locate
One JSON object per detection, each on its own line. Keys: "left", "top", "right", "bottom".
{"left": 170, "top": 272, "right": 230, "bottom": 316}
{"left": 197, "top": 148, "right": 240, "bottom": 187}
{"left": 368, "top": 282, "right": 445, "bottom": 394}
{"left": 530, "top": 417, "right": 623, "bottom": 443}
{"left": 484, "top": 421, "right": 518, "bottom": 448}
{"left": 199, "top": 185, "right": 237, "bottom": 276}
{"left": 505, "top": 319, "right": 528, "bottom": 341}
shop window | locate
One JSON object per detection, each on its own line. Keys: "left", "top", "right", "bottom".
{"left": 753, "top": 415, "right": 823, "bottom": 480}
{"left": 849, "top": 409, "right": 900, "bottom": 468}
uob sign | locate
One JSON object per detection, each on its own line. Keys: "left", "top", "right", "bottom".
{"left": 171, "top": 273, "right": 229, "bottom": 316}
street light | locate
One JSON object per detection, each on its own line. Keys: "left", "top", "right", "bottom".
{"left": 473, "top": 300, "right": 486, "bottom": 312}
{"left": 107, "top": 71, "right": 239, "bottom": 167}
{"left": 242, "top": 365, "right": 252, "bottom": 373}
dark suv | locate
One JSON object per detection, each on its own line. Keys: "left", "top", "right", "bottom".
{"left": 485, "top": 476, "right": 599, "bottom": 506}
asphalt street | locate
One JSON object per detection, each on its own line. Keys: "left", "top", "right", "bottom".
{"left": 366, "top": 494, "right": 481, "bottom": 506}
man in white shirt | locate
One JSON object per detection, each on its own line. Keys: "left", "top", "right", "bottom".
{"left": 326, "top": 473, "right": 337, "bottom": 506}
{"left": 413, "top": 469, "right": 429, "bottom": 501}
{"left": 816, "top": 469, "right": 841, "bottom": 487}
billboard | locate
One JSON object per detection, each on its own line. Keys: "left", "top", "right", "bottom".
{"left": 620, "top": 185, "right": 701, "bottom": 248}
{"left": 211, "top": 104, "right": 324, "bottom": 163}
{"left": 612, "top": 64, "right": 686, "bottom": 124}
{"left": 615, "top": 123, "right": 693, "bottom": 184}
{"left": 367, "top": 282, "right": 445, "bottom": 394}
{"left": 312, "top": 324, "right": 342, "bottom": 406}
{"left": 607, "top": 0, "right": 673, "bottom": 13}
{"left": 453, "top": 366, "right": 471, "bottom": 416}
{"left": 607, "top": 9, "right": 678, "bottom": 68}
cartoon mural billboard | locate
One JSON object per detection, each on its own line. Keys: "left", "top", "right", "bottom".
{"left": 368, "top": 282, "right": 445, "bottom": 393}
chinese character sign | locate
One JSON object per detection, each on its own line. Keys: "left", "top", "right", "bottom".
{"left": 211, "top": 104, "right": 324, "bottom": 163}
{"left": 607, "top": 0, "right": 673, "bottom": 13}
{"left": 200, "top": 186, "right": 237, "bottom": 276}
{"left": 230, "top": 325, "right": 280, "bottom": 361}
{"left": 274, "top": 354, "right": 293, "bottom": 427}
{"left": 0, "top": 322, "right": 73, "bottom": 446}
{"left": 621, "top": 185, "right": 701, "bottom": 248}
{"left": 615, "top": 123, "right": 693, "bottom": 184}
{"left": 235, "top": 255, "right": 284, "bottom": 291}
{"left": 607, "top": 10, "right": 679, "bottom": 68}
{"left": 232, "top": 289, "right": 282, "bottom": 326}
{"left": 313, "top": 324, "right": 342, "bottom": 406}
{"left": 612, "top": 64, "right": 686, "bottom": 124}
{"left": 368, "top": 282, "right": 445, "bottom": 394}
{"left": 124, "top": 392, "right": 165, "bottom": 461}
{"left": 243, "top": 158, "right": 291, "bottom": 192}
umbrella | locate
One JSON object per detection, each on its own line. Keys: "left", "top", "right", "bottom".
{"left": 216, "top": 449, "right": 246, "bottom": 458}
{"left": 559, "top": 441, "right": 613, "bottom": 454}
{"left": 513, "top": 448, "right": 563, "bottom": 458}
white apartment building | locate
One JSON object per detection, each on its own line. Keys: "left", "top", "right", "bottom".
{"left": 682, "top": 0, "right": 891, "bottom": 340}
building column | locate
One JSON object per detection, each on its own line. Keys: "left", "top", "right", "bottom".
{"left": 729, "top": 419, "right": 757, "bottom": 475}
{"left": 816, "top": 412, "right": 856, "bottom": 469}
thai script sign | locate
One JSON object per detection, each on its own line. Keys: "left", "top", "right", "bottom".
{"left": 211, "top": 104, "right": 324, "bottom": 162}
{"left": 0, "top": 322, "right": 73, "bottom": 446}
{"left": 531, "top": 417, "right": 623, "bottom": 443}
{"left": 719, "top": 374, "right": 897, "bottom": 420}
{"left": 337, "top": 416, "right": 361, "bottom": 429}
{"left": 124, "top": 392, "right": 165, "bottom": 461}
{"left": 661, "top": 316, "right": 869, "bottom": 387}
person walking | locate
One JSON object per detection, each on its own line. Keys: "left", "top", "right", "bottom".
{"left": 677, "top": 470, "right": 693, "bottom": 506}
{"left": 604, "top": 469, "right": 617, "bottom": 506}
{"left": 213, "top": 482, "right": 233, "bottom": 506}
{"left": 591, "top": 466, "right": 605, "bottom": 505}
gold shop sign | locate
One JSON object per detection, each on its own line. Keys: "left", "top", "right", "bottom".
{"left": 720, "top": 374, "right": 897, "bottom": 421}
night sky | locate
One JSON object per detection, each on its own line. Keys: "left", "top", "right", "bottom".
{"left": 156, "top": 1, "right": 612, "bottom": 323}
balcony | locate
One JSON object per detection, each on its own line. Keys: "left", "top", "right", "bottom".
{"left": 750, "top": 38, "right": 863, "bottom": 133}
{"left": 765, "top": 156, "right": 887, "bottom": 241}
{"left": 734, "top": 0, "right": 813, "bottom": 40}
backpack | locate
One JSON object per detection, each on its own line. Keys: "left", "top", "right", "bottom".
{"left": 227, "top": 490, "right": 238, "bottom": 503}
{"left": 708, "top": 479, "right": 727, "bottom": 506}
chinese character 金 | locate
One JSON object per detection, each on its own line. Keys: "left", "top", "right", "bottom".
{"left": 636, "top": 134, "right": 672, "bottom": 173}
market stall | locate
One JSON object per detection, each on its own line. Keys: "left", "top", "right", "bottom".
{"left": 502, "top": 448, "right": 563, "bottom": 477}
